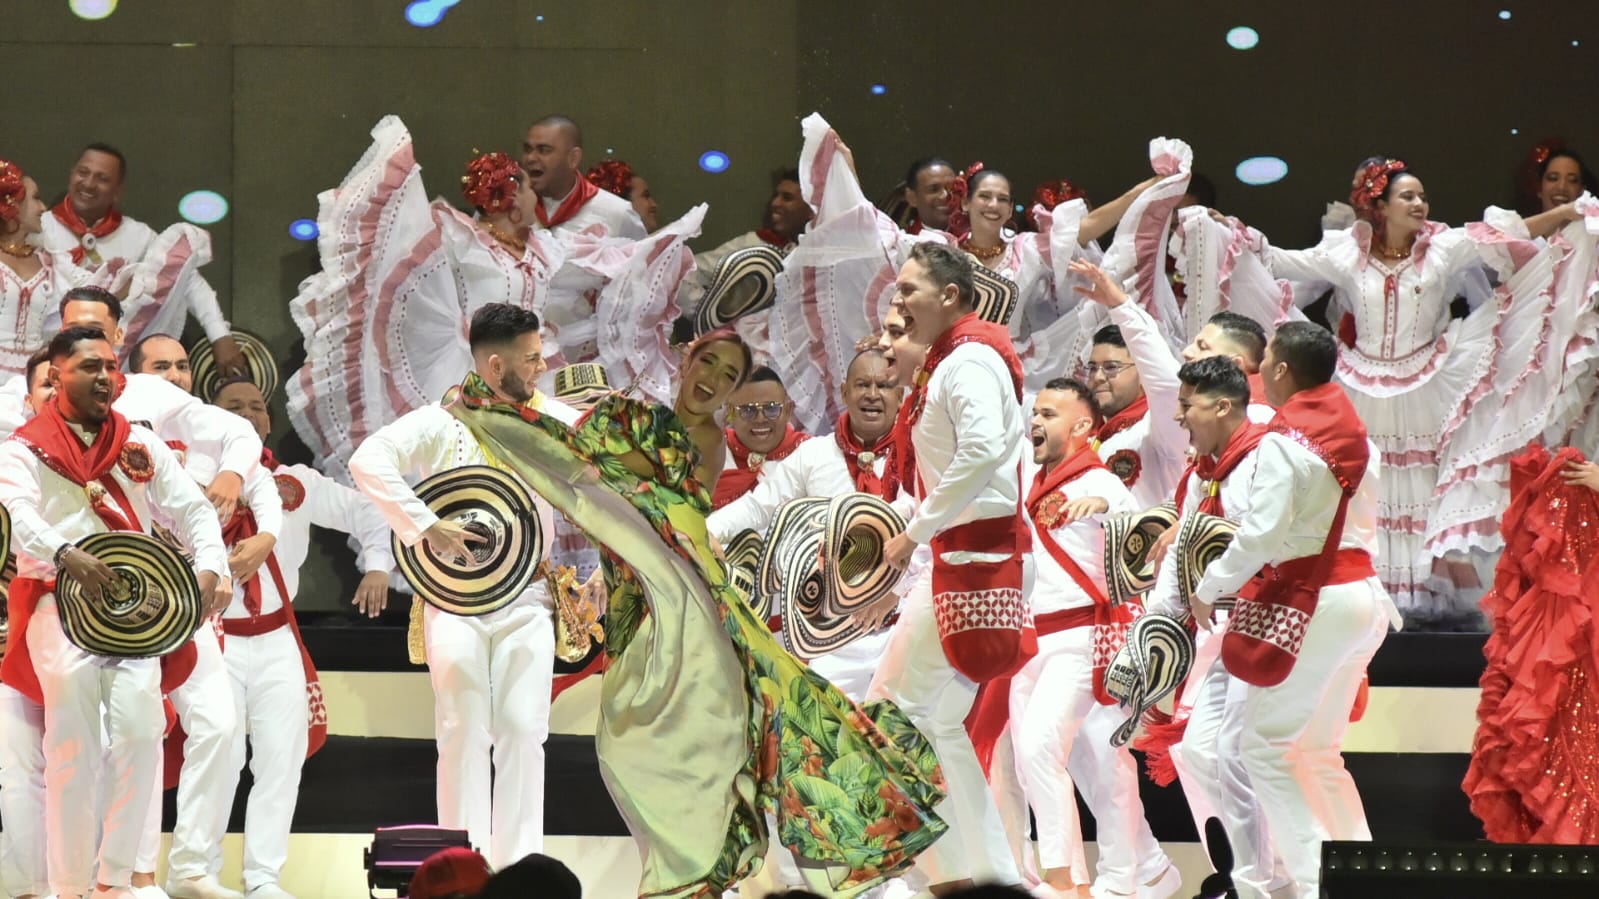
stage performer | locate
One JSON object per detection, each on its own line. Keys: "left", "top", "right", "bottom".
{"left": 710, "top": 366, "right": 810, "bottom": 511}
{"left": 0, "top": 325, "right": 228, "bottom": 899}
{"left": 1188, "top": 322, "right": 1399, "bottom": 899}
{"left": 349, "top": 304, "right": 577, "bottom": 869}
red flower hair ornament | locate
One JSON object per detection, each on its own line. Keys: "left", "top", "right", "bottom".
{"left": 0, "top": 160, "right": 26, "bottom": 227}
{"left": 461, "top": 151, "right": 521, "bottom": 214}
{"left": 1349, "top": 158, "right": 1408, "bottom": 219}
{"left": 586, "top": 159, "right": 635, "bottom": 199}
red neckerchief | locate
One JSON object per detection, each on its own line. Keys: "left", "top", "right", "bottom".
{"left": 1025, "top": 444, "right": 1108, "bottom": 518}
{"left": 1269, "top": 383, "right": 1369, "bottom": 492}
{"left": 1174, "top": 421, "right": 1268, "bottom": 514}
{"left": 832, "top": 412, "right": 894, "bottom": 497}
{"left": 1094, "top": 394, "right": 1149, "bottom": 447}
{"left": 535, "top": 177, "right": 599, "bottom": 230}
{"left": 13, "top": 398, "right": 141, "bottom": 531}
{"left": 50, "top": 200, "right": 124, "bottom": 264}
{"left": 906, "top": 220, "right": 924, "bottom": 235}
{"left": 756, "top": 228, "right": 792, "bottom": 248}
{"left": 891, "top": 313, "right": 1024, "bottom": 495}
{"left": 712, "top": 425, "right": 810, "bottom": 509}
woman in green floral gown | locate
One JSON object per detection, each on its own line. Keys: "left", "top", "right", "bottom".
{"left": 448, "top": 332, "right": 948, "bottom": 898}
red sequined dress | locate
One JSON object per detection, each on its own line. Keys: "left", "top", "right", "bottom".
{"left": 1464, "top": 445, "right": 1599, "bottom": 843}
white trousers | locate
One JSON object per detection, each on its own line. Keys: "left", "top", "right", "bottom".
{"left": 1170, "top": 653, "right": 1289, "bottom": 899}
{"left": 216, "top": 625, "right": 310, "bottom": 891}
{"left": 0, "top": 682, "right": 48, "bottom": 897}
{"left": 423, "top": 593, "right": 555, "bottom": 869}
{"left": 135, "top": 626, "right": 238, "bottom": 881}
{"left": 1010, "top": 625, "right": 1169, "bottom": 896}
{"left": 867, "top": 562, "right": 1024, "bottom": 887}
{"left": 1239, "top": 579, "right": 1390, "bottom": 899}
{"left": 30, "top": 594, "right": 163, "bottom": 895}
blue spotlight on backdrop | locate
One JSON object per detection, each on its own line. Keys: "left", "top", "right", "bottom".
{"left": 699, "top": 151, "right": 730, "bottom": 174}
{"left": 289, "top": 219, "right": 319, "bottom": 241}
{"left": 1235, "top": 157, "right": 1289, "bottom": 186}
{"left": 179, "top": 191, "right": 229, "bottom": 225}
{"left": 69, "top": 0, "right": 118, "bottom": 19}
{"left": 871, "top": 83, "right": 887, "bottom": 95}
{"left": 405, "top": 0, "right": 460, "bottom": 28}
{"left": 1498, "top": 9, "right": 1512, "bottom": 20}
{"left": 1226, "top": 26, "right": 1260, "bottom": 50}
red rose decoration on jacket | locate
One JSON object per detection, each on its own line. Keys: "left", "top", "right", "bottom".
{"left": 1106, "top": 449, "right": 1142, "bottom": 487}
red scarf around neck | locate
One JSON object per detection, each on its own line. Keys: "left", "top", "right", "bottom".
{"left": 832, "top": 411, "right": 894, "bottom": 498}
{"left": 14, "top": 399, "right": 140, "bottom": 531}
{"left": 756, "top": 228, "right": 792, "bottom": 248}
{"left": 535, "top": 176, "right": 599, "bottom": 230}
{"left": 712, "top": 424, "right": 809, "bottom": 509}
{"left": 1094, "top": 393, "right": 1149, "bottom": 447}
{"left": 1174, "top": 420, "right": 1269, "bottom": 514}
{"left": 891, "top": 313, "right": 1024, "bottom": 496}
{"left": 51, "top": 200, "right": 124, "bottom": 264}
{"left": 1025, "top": 443, "right": 1108, "bottom": 517}
{"left": 1269, "top": 382, "right": 1369, "bottom": 493}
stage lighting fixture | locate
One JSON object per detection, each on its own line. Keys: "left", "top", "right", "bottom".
{"left": 871, "top": 83, "right": 887, "bottom": 95}
{"left": 69, "top": 0, "right": 117, "bottom": 19}
{"left": 1226, "top": 26, "right": 1259, "bottom": 50}
{"left": 365, "top": 825, "right": 472, "bottom": 898}
{"left": 699, "top": 151, "right": 730, "bottom": 173}
{"left": 289, "top": 219, "right": 319, "bottom": 241}
{"left": 1324, "top": 840, "right": 1599, "bottom": 898}
{"left": 405, "top": 0, "right": 460, "bottom": 28}
{"left": 1235, "top": 156, "right": 1288, "bottom": 186}
{"left": 179, "top": 190, "right": 229, "bottom": 225}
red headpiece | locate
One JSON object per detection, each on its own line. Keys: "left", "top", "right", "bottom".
{"left": 1521, "top": 137, "right": 1568, "bottom": 201}
{"left": 586, "top": 159, "right": 635, "bottom": 199}
{"left": 461, "top": 151, "right": 521, "bottom": 214}
{"left": 1349, "top": 158, "right": 1408, "bottom": 218}
{"left": 944, "top": 161, "right": 986, "bottom": 237}
{"left": 1029, "top": 178, "right": 1088, "bottom": 229}
{"left": 0, "top": 160, "right": 25, "bottom": 226}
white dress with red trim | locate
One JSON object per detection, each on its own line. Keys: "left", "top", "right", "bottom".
{"left": 0, "top": 250, "right": 140, "bottom": 382}
{"left": 1247, "top": 212, "right": 1578, "bottom": 619}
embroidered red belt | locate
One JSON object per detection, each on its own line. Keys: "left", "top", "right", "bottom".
{"left": 1034, "top": 605, "right": 1096, "bottom": 636}
{"left": 221, "top": 607, "right": 289, "bottom": 638}
{"left": 1258, "top": 548, "right": 1375, "bottom": 587}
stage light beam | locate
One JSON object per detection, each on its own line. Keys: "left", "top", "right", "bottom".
{"left": 1235, "top": 156, "right": 1288, "bottom": 186}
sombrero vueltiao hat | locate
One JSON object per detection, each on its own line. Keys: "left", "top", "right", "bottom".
{"left": 55, "top": 531, "right": 202, "bottom": 658}
{"left": 756, "top": 497, "right": 827, "bottom": 604}
{"left": 970, "top": 265, "right": 1019, "bottom": 327}
{"left": 817, "top": 493, "right": 906, "bottom": 619}
{"left": 694, "top": 245, "right": 784, "bottom": 335}
{"left": 393, "top": 466, "right": 542, "bottom": 616}
{"left": 1175, "top": 512, "right": 1239, "bottom": 611}
{"left": 1103, "top": 612, "right": 1195, "bottom": 747}
{"left": 1102, "top": 502, "right": 1180, "bottom": 606}
{"left": 722, "top": 528, "right": 768, "bottom": 619}
{"left": 189, "top": 330, "right": 281, "bottom": 403}
{"left": 551, "top": 362, "right": 613, "bottom": 412}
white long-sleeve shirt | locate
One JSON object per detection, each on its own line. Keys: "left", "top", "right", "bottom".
{"left": 708, "top": 436, "right": 884, "bottom": 542}
{"left": 1193, "top": 433, "right": 1396, "bottom": 632}
{"left": 1095, "top": 301, "right": 1187, "bottom": 509}
{"left": 348, "top": 400, "right": 578, "bottom": 607}
{"left": 40, "top": 212, "right": 233, "bottom": 342}
{"left": 1146, "top": 445, "right": 1265, "bottom": 618}
{"left": 116, "top": 373, "right": 262, "bottom": 481}
{"left": 0, "top": 422, "right": 228, "bottom": 582}
{"left": 1029, "top": 465, "right": 1136, "bottom": 615}
{"left": 905, "top": 341, "right": 1026, "bottom": 546}
{"left": 532, "top": 184, "right": 646, "bottom": 241}
{"left": 221, "top": 462, "right": 394, "bottom": 619}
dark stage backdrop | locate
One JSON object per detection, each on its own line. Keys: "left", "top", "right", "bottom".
{"left": 2, "top": 0, "right": 1595, "bottom": 609}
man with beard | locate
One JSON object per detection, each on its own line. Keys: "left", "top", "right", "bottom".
{"left": 39, "top": 144, "right": 245, "bottom": 377}
{"left": 349, "top": 303, "right": 579, "bottom": 869}
{"left": 709, "top": 347, "right": 901, "bottom": 697}
{"left": 1068, "top": 260, "right": 1187, "bottom": 509}
{"left": 865, "top": 243, "right": 1030, "bottom": 894}
{"left": 519, "top": 116, "right": 646, "bottom": 239}
{"left": 0, "top": 326, "right": 227, "bottom": 899}
{"left": 1011, "top": 378, "right": 1180, "bottom": 899}
{"left": 710, "top": 366, "right": 809, "bottom": 510}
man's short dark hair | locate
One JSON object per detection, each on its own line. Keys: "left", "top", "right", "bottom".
{"left": 82, "top": 142, "right": 128, "bottom": 182}
{"left": 60, "top": 286, "right": 123, "bottom": 323}
{"left": 48, "top": 325, "right": 111, "bottom": 362}
{"left": 743, "top": 365, "right": 782, "bottom": 387}
{"left": 127, "top": 333, "right": 184, "bottom": 374}
{"left": 468, "top": 303, "right": 541, "bottom": 353}
{"left": 1041, "top": 376, "right": 1101, "bottom": 421}
{"left": 1185, "top": 171, "right": 1216, "bottom": 208}
{"left": 904, "top": 156, "right": 954, "bottom": 191}
{"left": 1092, "top": 324, "right": 1126, "bottom": 349}
{"left": 477, "top": 852, "right": 581, "bottom": 899}
{"left": 1269, "top": 321, "right": 1338, "bottom": 387}
{"left": 530, "top": 114, "right": 582, "bottom": 148}
{"left": 1178, "top": 356, "right": 1251, "bottom": 408}
{"left": 1207, "top": 311, "right": 1267, "bottom": 366}
{"left": 906, "top": 242, "right": 974, "bottom": 310}
{"left": 773, "top": 167, "right": 801, "bottom": 187}
{"left": 24, "top": 347, "right": 51, "bottom": 389}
